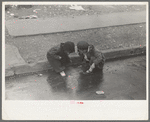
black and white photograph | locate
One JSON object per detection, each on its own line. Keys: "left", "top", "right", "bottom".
{"left": 2, "top": 2, "right": 148, "bottom": 120}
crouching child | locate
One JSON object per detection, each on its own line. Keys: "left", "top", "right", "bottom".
{"left": 47, "top": 41, "right": 75, "bottom": 76}
{"left": 85, "top": 44, "right": 105, "bottom": 73}
{"left": 77, "top": 41, "right": 105, "bottom": 74}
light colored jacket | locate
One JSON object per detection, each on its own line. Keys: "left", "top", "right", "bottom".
{"left": 86, "top": 45, "right": 105, "bottom": 65}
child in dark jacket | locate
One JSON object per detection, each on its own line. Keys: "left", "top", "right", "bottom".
{"left": 77, "top": 41, "right": 105, "bottom": 74}
{"left": 47, "top": 41, "right": 75, "bottom": 76}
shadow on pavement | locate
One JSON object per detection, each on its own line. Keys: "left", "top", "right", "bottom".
{"left": 46, "top": 64, "right": 104, "bottom": 98}
{"left": 77, "top": 71, "right": 104, "bottom": 93}
{"left": 46, "top": 71, "right": 70, "bottom": 93}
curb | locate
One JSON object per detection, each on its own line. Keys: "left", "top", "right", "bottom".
{"left": 5, "top": 46, "right": 146, "bottom": 77}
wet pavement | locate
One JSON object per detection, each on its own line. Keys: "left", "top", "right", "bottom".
{"left": 5, "top": 55, "right": 146, "bottom": 100}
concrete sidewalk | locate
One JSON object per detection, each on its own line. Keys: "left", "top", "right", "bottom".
{"left": 6, "top": 11, "right": 146, "bottom": 36}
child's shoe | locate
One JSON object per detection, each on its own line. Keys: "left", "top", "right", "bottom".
{"left": 60, "top": 71, "right": 66, "bottom": 76}
{"left": 82, "top": 70, "right": 92, "bottom": 75}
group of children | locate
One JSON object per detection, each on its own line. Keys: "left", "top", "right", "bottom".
{"left": 47, "top": 41, "right": 105, "bottom": 76}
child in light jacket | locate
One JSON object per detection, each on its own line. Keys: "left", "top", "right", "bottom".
{"left": 47, "top": 41, "right": 75, "bottom": 76}
{"left": 77, "top": 41, "right": 105, "bottom": 74}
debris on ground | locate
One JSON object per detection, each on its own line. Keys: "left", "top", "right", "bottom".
{"left": 10, "top": 13, "right": 14, "bottom": 16}
{"left": 18, "top": 15, "right": 38, "bottom": 19}
{"left": 5, "top": 5, "right": 146, "bottom": 21}
{"left": 33, "top": 9, "right": 41, "bottom": 13}
{"left": 69, "top": 5, "right": 85, "bottom": 10}
{"left": 96, "top": 91, "right": 104, "bottom": 95}
{"left": 38, "top": 74, "right": 43, "bottom": 77}
{"left": 30, "top": 15, "right": 38, "bottom": 19}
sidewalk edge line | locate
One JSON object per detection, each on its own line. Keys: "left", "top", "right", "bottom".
{"left": 5, "top": 45, "right": 146, "bottom": 77}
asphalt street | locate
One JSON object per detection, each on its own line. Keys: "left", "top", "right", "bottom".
{"left": 5, "top": 55, "right": 146, "bottom": 100}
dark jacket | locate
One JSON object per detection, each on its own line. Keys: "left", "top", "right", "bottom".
{"left": 47, "top": 42, "right": 75, "bottom": 66}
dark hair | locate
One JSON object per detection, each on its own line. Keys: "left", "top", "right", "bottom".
{"left": 77, "top": 41, "right": 89, "bottom": 50}
{"left": 61, "top": 41, "right": 75, "bottom": 53}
